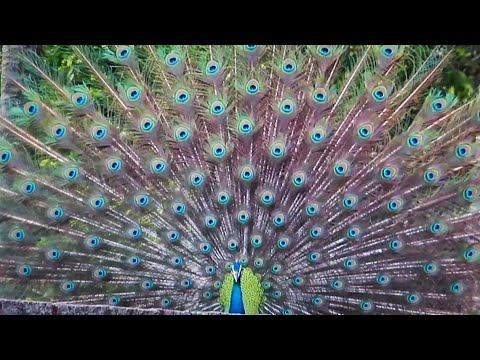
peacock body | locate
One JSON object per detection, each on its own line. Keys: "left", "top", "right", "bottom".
{"left": 0, "top": 45, "right": 480, "bottom": 315}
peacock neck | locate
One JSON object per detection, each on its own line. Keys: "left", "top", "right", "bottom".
{"left": 229, "top": 280, "right": 245, "bottom": 314}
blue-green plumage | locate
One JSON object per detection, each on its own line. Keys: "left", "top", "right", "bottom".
{"left": 229, "top": 282, "right": 245, "bottom": 314}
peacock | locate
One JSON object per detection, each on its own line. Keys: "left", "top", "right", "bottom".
{"left": 1, "top": 45, "right": 480, "bottom": 315}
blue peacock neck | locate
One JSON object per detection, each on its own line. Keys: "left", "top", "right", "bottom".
{"left": 229, "top": 278, "right": 246, "bottom": 314}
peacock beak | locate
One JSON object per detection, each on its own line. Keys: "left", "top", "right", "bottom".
{"left": 232, "top": 269, "right": 239, "bottom": 282}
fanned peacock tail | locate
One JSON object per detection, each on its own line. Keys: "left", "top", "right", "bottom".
{"left": 1, "top": 45, "right": 480, "bottom": 315}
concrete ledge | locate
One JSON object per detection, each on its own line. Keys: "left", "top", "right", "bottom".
{"left": 0, "top": 299, "right": 225, "bottom": 315}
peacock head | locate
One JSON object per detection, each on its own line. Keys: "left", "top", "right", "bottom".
{"left": 232, "top": 261, "right": 243, "bottom": 283}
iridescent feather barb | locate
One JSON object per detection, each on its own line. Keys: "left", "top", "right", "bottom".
{"left": 0, "top": 45, "right": 480, "bottom": 315}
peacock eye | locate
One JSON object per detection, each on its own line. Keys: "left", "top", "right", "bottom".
{"left": 172, "top": 202, "right": 186, "bottom": 215}
{"left": 273, "top": 290, "right": 282, "bottom": 299}
{"left": 372, "top": 86, "right": 387, "bottom": 102}
{"left": 331, "top": 279, "right": 344, "bottom": 290}
{"left": 313, "top": 88, "right": 328, "bottom": 103}
{"left": 127, "top": 86, "right": 142, "bottom": 102}
{"left": 9, "top": 228, "right": 25, "bottom": 241}
{"left": 272, "top": 213, "right": 285, "bottom": 227}
{"left": 240, "top": 166, "right": 255, "bottom": 181}
{"left": 389, "top": 239, "right": 403, "bottom": 251}
{"left": 140, "top": 117, "right": 157, "bottom": 133}
{"left": 205, "top": 265, "right": 217, "bottom": 275}
{"left": 309, "top": 226, "right": 322, "bottom": 238}
{"left": 167, "top": 230, "right": 181, "bottom": 242}
{"left": 246, "top": 79, "right": 260, "bottom": 94}
{"left": 381, "top": 166, "right": 398, "bottom": 180}
{"left": 210, "top": 100, "right": 225, "bottom": 115}
{"left": 206, "top": 60, "right": 220, "bottom": 75}
{"left": 308, "top": 251, "right": 320, "bottom": 262}
{"left": 344, "top": 258, "right": 357, "bottom": 270}
{"left": 85, "top": 235, "right": 102, "bottom": 249}
{"left": 251, "top": 236, "right": 263, "bottom": 247}
{"left": 93, "top": 267, "right": 107, "bottom": 280}
{"left": 0, "top": 149, "right": 12, "bottom": 165}
{"left": 376, "top": 273, "right": 391, "bottom": 285}
{"left": 406, "top": 293, "right": 420, "bottom": 304}
{"left": 334, "top": 160, "right": 350, "bottom": 177}
{"left": 277, "top": 237, "right": 290, "bottom": 250}
{"left": 360, "top": 300, "right": 373, "bottom": 312}
{"left": 72, "top": 92, "right": 89, "bottom": 108}
{"left": 382, "top": 47, "right": 394, "bottom": 57}
{"left": 305, "top": 203, "right": 319, "bottom": 216}
{"left": 312, "top": 296, "right": 323, "bottom": 306}
{"left": 212, "top": 143, "right": 226, "bottom": 158}
{"left": 200, "top": 243, "right": 212, "bottom": 254}
{"left": 205, "top": 215, "right": 218, "bottom": 229}
{"left": 463, "top": 248, "right": 477, "bottom": 262}
{"left": 174, "top": 126, "right": 191, "bottom": 142}
{"left": 117, "top": 46, "right": 131, "bottom": 60}
{"left": 280, "top": 99, "right": 295, "bottom": 114}
{"left": 21, "top": 181, "right": 37, "bottom": 195}
{"left": 166, "top": 52, "right": 181, "bottom": 66}
{"left": 244, "top": 45, "right": 258, "bottom": 51}
{"left": 142, "top": 280, "right": 154, "bottom": 290}
{"left": 49, "top": 207, "right": 64, "bottom": 220}
{"left": 189, "top": 172, "right": 205, "bottom": 187}
{"left": 347, "top": 226, "right": 360, "bottom": 239}
{"left": 18, "top": 265, "right": 32, "bottom": 277}
{"left": 387, "top": 199, "right": 403, "bottom": 212}
{"left": 282, "top": 58, "right": 297, "bottom": 73}
{"left": 202, "top": 291, "right": 213, "bottom": 300}
{"left": 150, "top": 158, "right": 167, "bottom": 174}
{"left": 423, "top": 262, "right": 438, "bottom": 275}
{"left": 175, "top": 89, "right": 191, "bottom": 104}
{"left": 134, "top": 194, "right": 150, "bottom": 208}
{"left": 91, "top": 125, "right": 108, "bottom": 141}
{"left": 237, "top": 211, "right": 250, "bottom": 224}
{"left": 64, "top": 166, "right": 79, "bottom": 181}
{"left": 24, "top": 102, "right": 39, "bottom": 117}
{"left": 181, "top": 278, "right": 192, "bottom": 289}
{"left": 217, "top": 191, "right": 230, "bottom": 205}
{"left": 262, "top": 281, "right": 272, "bottom": 290}
{"left": 291, "top": 171, "right": 306, "bottom": 187}
{"left": 455, "top": 144, "right": 472, "bottom": 159}
{"left": 318, "top": 46, "right": 332, "bottom": 56}
{"left": 127, "top": 226, "right": 142, "bottom": 240}
{"left": 270, "top": 143, "right": 286, "bottom": 158}
{"left": 109, "top": 296, "right": 121, "bottom": 306}
{"left": 52, "top": 125, "right": 67, "bottom": 140}
{"left": 171, "top": 256, "right": 184, "bottom": 267}
{"left": 46, "top": 248, "right": 62, "bottom": 261}
{"left": 357, "top": 124, "right": 373, "bottom": 139}
{"left": 432, "top": 99, "right": 445, "bottom": 112}
{"left": 408, "top": 134, "right": 422, "bottom": 148}
{"left": 62, "top": 280, "right": 76, "bottom": 293}
{"left": 238, "top": 118, "right": 254, "bottom": 134}
{"left": 128, "top": 255, "right": 142, "bottom": 267}
{"left": 161, "top": 298, "right": 172, "bottom": 307}
{"left": 450, "top": 281, "right": 464, "bottom": 295}
{"left": 429, "top": 221, "right": 447, "bottom": 235}
{"left": 106, "top": 158, "right": 123, "bottom": 173}
{"left": 271, "top": 264, "right": 282, "bottom": 274}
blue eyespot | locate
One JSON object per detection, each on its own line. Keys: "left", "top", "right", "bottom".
{"left": 206, "top": 60, "right": 220, "bottom": 74}
{"left": 89, "top": 196, "right": 106, "bottom": 210}
{"left": 387, "top": 199, "right": 402, "bottom": 212}
{"left": 140, "top": 117, "right": 157, "bottom": 133}
{"left": 313, "top": 89, "right": 328, "bottom": 103}
{"left": 342, "top": 195, "right": 358, "bottom": 209}
{"left": 280, "top": 99, "right": 295, "bottom": 114}
{"left": 128, "top": 255, "right": 141, "bottom": 267}
{"left": 21, "top": 181, "right": 37, "bottom": 195}
{"left": 212, "top": 144, "right": 226, "bottom": 158}
{"left": 240, "top": 166, "right": 255, "bottom": 181}
{"left": 64, "top": 166, "right": 79, "bottom": 181}
{"left": 85, "top": 235, "right": 102, "bottom": 249}
{"left": 24, "top": 102, "right": 39, "bottom": 117}
{"left": 244, "top": 45, "right": 258, "bottom": 51}
{"left": 423, "top": 262, "right": 439, "bottom": 275}
{"left": 210, "top": 100, "right": 225, "bottom": 115}
{"left": 48, "top": 207, "right": 64, "bottom": 220}
{"left": 171, "top": 256, "right": 184, "bottom": 267}
{"left": 291, "top": 172, "right": 306, "bottom": 187}
{"left": 205, "top": 215, "right": 218, "bottom": 229}
{"left": 262, "top": 281, "right": 272, "bottom": 290}
{"left": 271, "top": 264, "right": 282, "bottom": 274}
{"left": 167, "top": 230, "right": 181, "bottom": 242}
{"left": 175, "top": 126, "right": 190, "bottom": 142}
{"left": 331, "top": 279, "right": 344, "bottom": 290}
{"left": 227, "top": 239, "right": 239, "bottom": 251}
{"left": 357, "top": 125, "right": 372, "bottom": 139}
{"left": 308, "top": 251, "right": 320, "bottom": 262}
{"left": 389, "top": 239, "right": 403, "bottom": 251}
{"left": 277, "top": 237, "right": 289, "bottom": 250}
{"left": 372, "top": 86, "right": 387, "bottom": 101}
{"left": 9, "top": 228, "right": 25, "bottom": 242}
{"left": 282, "top": 59, "right": 297, "bottom": 73}
{"left": 217, "top": 191, "right": 231, "bottom": 205}
{"left": 202, "top": 291, "right": 213, "bottom": 300}
{"left": 106, "top": 158, "right": 123, "bottom": 173}
{"left": 463, "top": 248, "right": 477, "bottom": 262}
{"left": 251, "top": 235, "right": 263, "bottom": 248}
{"left": 189, "top": 172, "right": 205, "bottom": 187}
{"left": 292, "top": 275, "right": 304, "bottom": 286}
{"left": 318, "top": 46, "right": 332, "bottom": 56}
{"left": 305, "top": 203, "right": 319, "bottom": 216}
{"left": 127, "top": 225, "right": 142, "bottom": 240}
{"left": 381, "top": 166, "right": 396, "bottom": 180}
{"left": 200, "top": 242, "right": 212, "bottom": 254}
{"left": 175, "top": 89, "right": 191, "bottom": 104}
{"left": 0, "top": 150, "right": 12, "bottom": 165}
{"left": 260, "top": 190, "right": 275, "bottom": 205}
{"left": 150, "top": 158, "right": 168, "bottom": 174}
{"left": 429, "top": 221, "right": 447, "bottom": 235}
{"left": 334, "top": 161, "right": 350, "bottom": 176}
{"left": 238, "top": 118, "right": 254, "bottom": 134}
{"left": 344, "top": 258, "right": 357, "bottom": 270}
{"left": 127, "top": 86, "right": 142, "bottom": 102}
{"left": 46, "top": 248, "right": 62, "bottom": 261}
{"left": 310, "top": 128, "right": 326, "bottom": 143}
{"left": 455, "top": 144, "right": 471, "bottom": 159}
{"left": 253, "top": 259, "right": 264, "bottom": 268}
{"left": 172, "top": 202, "right": 186, "bottom": 215}
{"left": 181, "top": 278, "right": 192, "bottom": 289}
{"left": 109, "top": 296, "right": 121, "bottom": 306}
{"left": 347, "top": 226, "right": 360, "bottom": 239}
{"left": 91, "top": 125, "right": 108, "bottom": 141}
{"left": 432, "top": 100, "right": 445, "bottom": 112}
{"left": 408, "top": 134, "right": 421, "bottom": 148}
{"left": 52, "top": 125, "right": 67, "bottom": 140}
{"left": 406, "top": 293, "right": 420, "bottom": 304}
{"left": 237, "top": 211, "right": 250, "bottom": 224}
{"left": 214, "top": 280, "right": 223, "bottom": 289}
{"left": 142, "top": 280, "right": 154, "bottom": 290}
{"left": 18, "top": 265, "right": 32, "bottom": 277}
{"left": 205, "top": 265, "right": 217, "bottom": 275}
{"left": 272, "top": 290, "right": 282, "bottom": 299}
{"left": 134, "top": 194, "right": 150, "bottom": 208}
{"left": 270, "top": 144, "right": 286, "bottom": 158}
{"left": 161, "top": 298, "right": 172, "bottom": 307}
{"left": 117, "top": 46, "right": 131, "bottom": 60}
{"left": 450, "top": 281, "right": 464, "bottom": 295}
{"left": 312, "top": 296, "right": 323, "bottom": 306}
{"left": 166, "top": 52, "right": 181, "bottom": 66}
{"left": 382, "top": 47, "right": 394, "bottom": 57}
{"left": 93, "top": 267, "right": 107, "bottom": 280}
{"left": 360, "top": 300, "right": 373, "bottom": 312}
{"left": 309, "top": 226, "right": 323, "bottom": 239}
{"left": 273, "top": 213, "right": 286, "bottom": 227}
{"left": 246, "top": 79, "right": 260, "bottom": 94}
{"left": 72, "top": 92, "right": 88, "bottom": 108}
{"left": 62, "top": 280, "right": 76, "bottom": 293}
{"left": 376, "top": 273, "right": 391, "bottom": 286}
